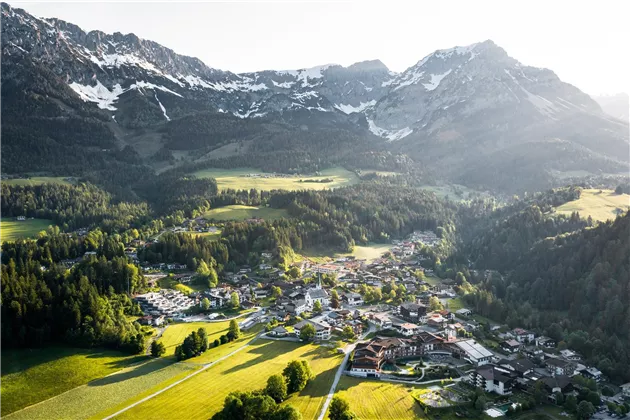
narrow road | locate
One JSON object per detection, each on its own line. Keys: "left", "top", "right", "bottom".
{"left": 145, "top": 325, "right": 168, "bottom": 356}
{"left": 316, "top": 322, "right": 376, "bottom": 420}
{"left": 103, "top": 332, "right": 262, "bottom": 420}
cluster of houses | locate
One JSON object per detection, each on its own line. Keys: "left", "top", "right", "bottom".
{"left": 135, "top": 290, "right": 196, "bottom": 318}
{"left": 468, "top": 328, "right": 609, "bottom": 397}
{"left": 351, "top": 332, "right": 493, "bottom": 378}
{"left": 407, "top": 230, "right": 441, "bottom": 247}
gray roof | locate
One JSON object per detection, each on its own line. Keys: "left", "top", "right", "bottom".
{"left": 453, "top": 340, "right": 493, "bottom": 360}
{"left": 294, "top": 320, "right": 327, "bottom": 332}
{"left": 307, "top": 288, "right": 328, "bottom": 299}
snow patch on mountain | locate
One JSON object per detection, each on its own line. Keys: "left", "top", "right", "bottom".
{"left": 131, "top": 81, "right": 183, "bottom": 97}
{"left": 393, "top": 70, "right": 425, "bottom": 91}
{"left": 279, "top": 64, "right": 335, "bottom": 87}
{"left": 183, "top": 75, "right": 213, "bottom": 89}
{"left": 423, "top": 69, "right": 452, "bottom": 91}
{"left": 69, "top": 81, "right": 123, "bottom": 110}
{"left": 367, "top": 118, "right": 413, "bottom": 141}
{"left": 272, "top": 80, "right": 295, "bottom": 89}
{"left": 154, "top": 93, "right": 170, "bottom": 121}
{"left": 334, "top": 100, "right": 377, "bottom": 114}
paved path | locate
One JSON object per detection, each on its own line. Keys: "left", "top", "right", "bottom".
{"left": 316, "top": 322, "right": 376, "bottom": 420}
{"left": 103, "top": 332, "right": 262, "bottom": 420}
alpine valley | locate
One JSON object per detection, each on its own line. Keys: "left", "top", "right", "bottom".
{"left": 1, "top": 2, "right": 628, "bottom": 194}
{"left": 2, "top": 4, "right": 630, "bottom": 420}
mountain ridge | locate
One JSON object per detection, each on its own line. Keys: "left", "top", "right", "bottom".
{"left": 1, "top": 2, "right": 628, "bottom": 194}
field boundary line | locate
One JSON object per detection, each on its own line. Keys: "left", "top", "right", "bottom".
{"left": 102, "top": 333, "right": 261, "bottom": 419}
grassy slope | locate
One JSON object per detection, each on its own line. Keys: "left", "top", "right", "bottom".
{"left": 5, "top": 360, "right": 197, "bottom": 420}
{"left": 203, "top": 205, "right": 289, "bottom": 221}
{"left": 555, "top": 189, "right": 629, "bottom": 222}
{"left": 117, "top": 340, "right": 343, "bottom": 420}
{"left": 192, "top": 167, "right": 359, "bottom": 191}
{"left": 0, "top": 347, "right": 145, "bottom": 416}
{"left": 1, "top": 219, "right": 53, "bottom": 242}
{"left": 300, "top": 243, "right": 391, "bottom": 264}
{"left": 179, "top": 230, "right": 222, "bottom": 240}
{"left": 332, "top": 377, "right": 424, "bottom": 420}
{"left": 2, "top": 177, "right": 72, "bottom": 186}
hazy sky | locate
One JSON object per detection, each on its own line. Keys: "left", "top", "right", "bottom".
{"left": 12, "top": 0, "right": 630, "bottom": 95}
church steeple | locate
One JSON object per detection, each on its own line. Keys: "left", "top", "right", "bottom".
{"left": 316, "top": 273, "right": 322, "bottom": 289}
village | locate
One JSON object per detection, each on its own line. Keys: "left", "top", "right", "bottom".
{"left": 123, "top": 226, "right": 629, "bottom": 420}
{"left": 54, "top": 224, "right": 630, "bottom": 419}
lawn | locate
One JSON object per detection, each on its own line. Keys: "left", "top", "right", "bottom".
{"left": 332, "top": 376, "right": 424, "bottom": 419}
{"left": 0, "top": 347, "right": 145, "bottom": 416}
{"left": 5, "top": 359, "right": 198, "bottom": 420}
{"left": 1, "top": 219, "right": 54, "bottom": 242}
{"left": 116, "top": 340, "right": 343, "bottom": 420}
{"left": 203, "top": 205, "right": 289, "bottom": 221}
{"left": 191, "top": 167, "right": 359, "bottom": 191}
{"left": 445, "top": 297, "right": 465, "bottom": 311}
{"left": 555, "top": 189, "right": 629, "bottom": 221}
{"left": 2, "top": 176, "right": 74, "bottom": 186}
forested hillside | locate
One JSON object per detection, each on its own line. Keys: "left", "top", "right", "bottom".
{"left": 1, "top": 232, "right": 146, "bottom": 350}
{"left": 465, "top": 212, "right": 630, "bottom": 382}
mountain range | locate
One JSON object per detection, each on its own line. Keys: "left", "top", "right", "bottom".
{"left": 1, "top": 2, "right": 628, "bottom": 194}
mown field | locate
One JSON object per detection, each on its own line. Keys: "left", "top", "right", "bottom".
{"left": 203, "top": 204, "right": 289, "bottom": 221}
{"left": 116, "top": 340, "right": 343, "bottom": 420}
{"left": 5, "top": 359, "right": 197, "bottom": 420}
{"left": 1, "top": 347, "right": 145, "bottom": 416}
{"left": 301, "top": 243, "right": 391, "bottom": 264}
{"left": 555, "top": 188, "right": 629, "bottom": 221}
{"left": 332, "top": 377, "right": 424, "bottom": 419}
{"left": 191, "top": 167, "right": 359, "bottom": 191}
{"left": 2, "top": 176, "right": 73, "bottom": 186}
{"left": 157, "top": 321, "right": 232, "bottom": 357}
{"left": 1, "top": 219, "right": 53, "bottom": 242}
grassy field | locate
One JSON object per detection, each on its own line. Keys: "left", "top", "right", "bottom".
{"left": 203, "top": 205, "right": 289, "bottom": 221}
{"left": 5, "top": 359, "right": 197, "bottom": 420}
{"left": 301, "top": 243, "right": 391, "bottom": 264}
{"left": 555, "top": 189, "right": 629, "bottom": 222}
{"left": 1, "top": 219, "right": 53, "bottom": 242}
{"left": 116, "top": 340, "right": 343, "bottom": 420}
{"left": 180, "top": 230, "right": 222, "bottom": 240}
{"left": 332, "top": 377, "right": 424, "bottom": 419}
{"left": 2, "top": 177, "right": 73, "bottom": 186}
{"left": 191, "top": 167, "right": 359, "bottom": 191}
{"left": 445, "top": 296, "right": 465, "bottom": 311}
{"left": 1, "top": 347, "right": 145, "bottom": 416}
{"left": 158, "top": 322, "right": 232, "bottom": 357}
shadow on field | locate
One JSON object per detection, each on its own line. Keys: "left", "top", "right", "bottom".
{"left": 296, "top": 365, "right": 340, "bottom": 398}
{"left": 87, "top": 359, "right": 169, "bottom": 387}
{"left": 90, "top": 354, "right": 147, "bottom": 369}
{"left": 221, "top": 341, "right": 276, "bottom": 374}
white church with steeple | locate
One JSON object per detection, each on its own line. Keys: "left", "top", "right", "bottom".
{"left": 305, "top": 274, "right": 329, "bottom": 309}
